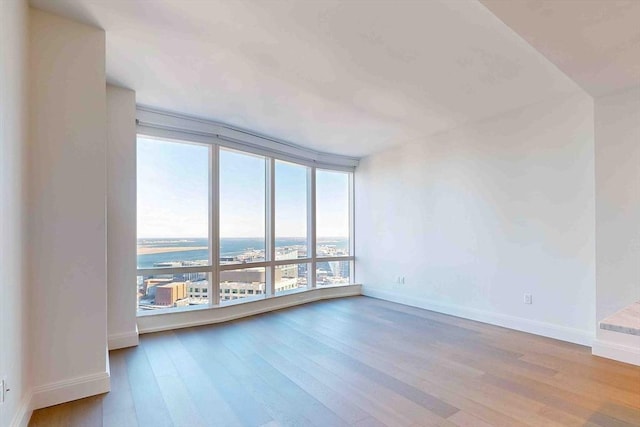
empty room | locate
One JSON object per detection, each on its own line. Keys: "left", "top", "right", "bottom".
{"left": 1, "top": 0, "right": 639, "bottom": 426}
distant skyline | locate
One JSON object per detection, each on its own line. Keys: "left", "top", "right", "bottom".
{"left": 137, "top": 137, "right": 350, "bottom": 238}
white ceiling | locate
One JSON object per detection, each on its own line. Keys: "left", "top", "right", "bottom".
{"left": 30, "top": 0, "right": 585, "bottom": 157}
{"left": 481, "top": 0, "right": 640, "bottom": 98}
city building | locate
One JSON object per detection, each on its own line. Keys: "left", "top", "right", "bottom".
{"left": 140, "top": 277, "right": 173, "bottom": 296}
{"left": 186, "top": 280, "right": 209, "bottom": 301}
{"left": 154, "top": 282, "right": 188, "bottom": 306}
{"left": 2, "top": 1, "right": 639, "bottom": 426}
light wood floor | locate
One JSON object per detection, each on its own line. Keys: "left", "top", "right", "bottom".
{"left": 30, "top": 296, "right": 640, "bottom": 426}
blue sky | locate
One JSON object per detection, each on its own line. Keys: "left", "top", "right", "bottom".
{"left": 137, "top": 137, "right": 349, "bottom": 239}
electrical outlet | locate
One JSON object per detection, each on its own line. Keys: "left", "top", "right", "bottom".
{"left": 524, "top": 293, "right": 532, "bottom": 304}
{"left": 401, "top": 277, "right": 405, "bottom": 284}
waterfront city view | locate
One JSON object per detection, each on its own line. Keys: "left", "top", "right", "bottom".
{"left": 137, "top": 237, "right": 350, "bottom": 311}
{"left": 137, "top": 138, "right": 352, "bottom": 311}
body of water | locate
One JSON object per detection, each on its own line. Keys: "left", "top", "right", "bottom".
{"left": 137, "top": 237, "right": 348, "bottom": 269}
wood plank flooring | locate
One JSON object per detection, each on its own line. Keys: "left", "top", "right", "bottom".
{"left": 29, "top": 296, "right": 640, "bottom": 426}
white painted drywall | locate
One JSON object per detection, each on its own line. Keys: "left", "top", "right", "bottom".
{"left": 107, "top": 85, "right": 139, "bottom": 350}
{"left": 0, "top": 0, "right": 30, "bottom": 425}
{"left": 594, "top": 86, "right": 640, "bottom": 362}
{"left": 356, "top": 92, "right": 596, "bottom": 345}
{"left": 29, "top": 9, "right": 109, "bottom": 407}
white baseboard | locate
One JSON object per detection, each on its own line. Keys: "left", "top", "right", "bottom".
{"left": 138, "top": 285, "right": 362, "bottom": 334}
{"left": 9, "top": 390, "right": 33, "bottom": 427}
{"left": 363, "top": 287, "right": 593, "bottom": 346}
{"left": 108, "top": 328, "right": 139, "bottom": 350}
{"left": 30, "top": 371, "right": 110, "bottom": 411}
{"left": 592, "top": 339, "right": 640, "bottom": 366}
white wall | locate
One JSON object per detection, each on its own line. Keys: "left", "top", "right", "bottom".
{"left": 593, "top": 86, "right": 640, "bottom": 364}
{"left": 29, "top": 9, "right": 109, "bottom": 409}
{"left": 356, "top": 92, "right": 596, "bottom": 345}
{"left": 0, "top": 0, "right": 30, "bottom": 425}
{"left": 107, "top": 85, "right": 139, "bottom": 350}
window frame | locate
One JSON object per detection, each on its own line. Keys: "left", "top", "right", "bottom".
{"left": 136, "top": 116, "right": 356, "bottom": 315}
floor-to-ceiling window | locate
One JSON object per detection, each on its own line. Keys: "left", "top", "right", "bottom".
{"left": 316, "top": 169, "right": 352, "bottom": 287}
{"left": 136, "top": 135, "right": 354, "bottom": 313}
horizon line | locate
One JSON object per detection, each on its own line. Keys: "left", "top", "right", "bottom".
{"left": 137, "top": 236, "right": 349, "bottom": 240}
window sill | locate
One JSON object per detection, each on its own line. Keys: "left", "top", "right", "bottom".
{"left": 136, "top": 284, "right": 362, "bottom": 334}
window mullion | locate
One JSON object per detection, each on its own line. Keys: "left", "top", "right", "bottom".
{"left": 211, "top": 145, "right": 220, "bottom": 306}
{"left": 266, "top": 157, "right": 276, "bottom": 297}
{"left": 349, "top": 172, "right": 355, "bottom": 285}
{"left": 309, "top": 167, "right": 317, "bottom": 288}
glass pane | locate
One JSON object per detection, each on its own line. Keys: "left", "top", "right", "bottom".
{"left": 220, "top": 267, "right": 266, "bottom": 303}
{"left": 137, "top": 137, "right": 210, "bottom": 269}
{"left": 275, "top": 160, "right": 309, "bottom": 260}
{"left": 137, "top": 272, "right": 210, "bottom": 311}
{"left": 316, "top": 170, "right": 350, "bottom": 257}
{"left": 275, "top": 263, "right": 309, "bottom": 295}
{"left": 219, "top": 149, "right": 266, "bottom": 265}
{"left": 316, "top": 260, "right": 351, "bottom": 287}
